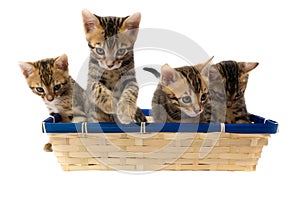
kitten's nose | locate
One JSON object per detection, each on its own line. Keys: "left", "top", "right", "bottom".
{"left": 46, "top": 95, "right": 54, "bottom": 102}
{"left": 106, "top": 59, "right": 114, "bottom": 68}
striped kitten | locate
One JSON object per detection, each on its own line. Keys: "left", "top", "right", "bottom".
{"left": 145, "top": 59, "right": 258, "bottom": 124}
{"left": 19, "top": 54, "right": 88, "bottom": 151}
{"left": 150, "top": 58, "right": 213, "bottom": 123}
{"left": 211, "top": 60, "right": 258, "bottom": 123}
{"left": 82, "top": 9, "right": 146, "bottom": 123}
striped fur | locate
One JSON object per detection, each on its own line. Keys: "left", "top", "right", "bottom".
{"left": 151, "top": 59, "right": 212, "bottom": 123}
{"left": 145, "top": 59, "right": 258, "bottom": 124}
{"left": 82, "top": 9, "right": 146, "bottom": 123}
{"left": 19, "top": 54, "right": 88, "bottom": 151}
{"left": 19, "top": 54, "right": 88, "bottom": 123}
{"left": 213, "top": 60, "right": 258, "bottom": 123}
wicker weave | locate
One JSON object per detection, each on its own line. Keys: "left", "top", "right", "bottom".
{"left": 48, "top": 131, "right": 269, "bottom": 171}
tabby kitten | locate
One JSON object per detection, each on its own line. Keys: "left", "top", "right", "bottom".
{"left": 210, "top": 60, "right": 258, "bottom": 123}
{"left": 82, "top": 9, "right": 146, "bottom": 123}
{"left": 19, "top": 54, "right": 88, "bottom": 151}
{"left": 145, "top": 59, "right": 258, "bottom": 124}
{"left": 150, "top": 58, "right": 213, "bottom": 123}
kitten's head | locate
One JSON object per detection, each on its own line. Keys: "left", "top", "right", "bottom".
{"left": 160, "top": 58, "right": 212, "bottom": 118}
{"left": 218, "top": 61, "right": 258, "bottom": 106}
{"left": 19, "top": 54, "right": 70, "bottom": 102}
{"left": 82, "top": 9, "right": 141, "bottom": 70}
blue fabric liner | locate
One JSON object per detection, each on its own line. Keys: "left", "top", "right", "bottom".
{"left": 43, "top": 109, "right": 278, "bottom": 134}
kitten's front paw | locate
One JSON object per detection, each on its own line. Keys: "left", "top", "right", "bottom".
{"left": 72, "top": 116, "right": 87, "bottom": 123}
{"left": 44, "top": 143, "right": 53, "bottom": 152}
{"left": 91, "top": 82, "right": 103, "bottom": 100}
{"left": 135, "top": 107, "right": 147, "bottom": 123}
{"left": 117, "top": 101, "right": 137, "bottom": 124}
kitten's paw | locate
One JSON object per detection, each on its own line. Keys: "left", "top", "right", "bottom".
{"left": 44, "top": 143, "right": 53, "bottom": 152}
{"left": 72, "top": 116, "right": 87, "bottom": 123}
{"left": 135, "top": 107, "right": 147, "bottom": 123}
{"left": 117, "top": 101, "right": 137, "bottom": 124}
{"left": 91, "top": 82, "right": 102, "bottom": 99}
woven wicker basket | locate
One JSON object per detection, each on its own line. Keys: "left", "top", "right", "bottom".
{"left": 42, "top": 110, "right": 278, "bottom": 171}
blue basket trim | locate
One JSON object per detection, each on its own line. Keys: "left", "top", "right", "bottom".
{"left": 42, "top": 110, "right": 278, "bottom": 134}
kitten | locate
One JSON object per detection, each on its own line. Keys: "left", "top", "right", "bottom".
{"left": 19, "top": 54, "right": 88, "bottom": 151}
{"left": 82, "top": 9, "right": 146, "bottom": 124}
{"left": 149, "top": 58, "right": 213, "bottom": 123}
{"left": 211, "top": 60, "right": 258, "bottom": 123}
{"left": 144, "top": 59, "right": 258, "bottom": 124}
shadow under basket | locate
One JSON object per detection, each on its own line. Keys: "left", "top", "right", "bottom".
{"left": 42, "top": 110, "right": 278, "bottom": 171}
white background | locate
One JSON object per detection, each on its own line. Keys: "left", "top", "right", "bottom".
{"left": 1, "top": 0, "right": 299, "bottom": 199}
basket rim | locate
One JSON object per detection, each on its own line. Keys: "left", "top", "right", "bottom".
{"left": 42, "top": 109, "right": 278, "bottom": 134}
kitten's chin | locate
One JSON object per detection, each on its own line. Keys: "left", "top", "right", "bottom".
{"left": 189, "top": 113, "right": 201, "bottom": 117}
{"left": 184, "top": 111, "right": 202, "bottom": 118}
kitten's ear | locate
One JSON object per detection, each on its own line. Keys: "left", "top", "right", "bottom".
{"left": 194, "top": 56, "right": 214, "bottom": 72}
{"left": 19, "top": 62, "right": 34, "bottom": 78}
{"left": 82, "top": 9, "right": 100, "bottom": 33}
{"left": 160, "top": 64, "right": 180, "bottom": 86}
{"left": 194, "top": 56, "right": 214, "bottom": 79}
{"left": 55, "top": 54, "right": 68, "bottom": 71}
{"left": 241, "top": 62, "right": 259, "bottom": 73}
{"left": 124, "top": 12, "right": 141, "bottom": 30}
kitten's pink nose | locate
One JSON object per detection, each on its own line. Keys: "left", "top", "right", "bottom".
{"left": 46, "top": 95, "right": 54, "bottom": 102}
{"left": 106, "top": 59, "right": 114, "bottom": 68}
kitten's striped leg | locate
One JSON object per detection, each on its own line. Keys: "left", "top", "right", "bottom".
{"left": 89, "top": 82, "right": 115, "bottom": 114}
{"left": 117, "top": 82, "right": 141, "bottom": 124}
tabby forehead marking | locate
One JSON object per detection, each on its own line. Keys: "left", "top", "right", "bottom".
{"left": 105, "top": 37, "right": 118, "bottom": 49}
{"left": 97, "top": 16, "right": 128, "bottom": 39}
{"left": 176, "top": 67, "right": 202, "bottom": 93}
{"left": 218, "top": 61, "right": 239, "bottom": 95}
{"left": 37, "top": 60, "right": 54, "bottom": 86}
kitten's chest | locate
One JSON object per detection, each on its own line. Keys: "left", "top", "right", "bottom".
{"left": 100, "top": 70, "right": 136, "bottom": 93}
{"left": 225, "top": 98, "right": 247, "bottom": 121}
{"left": 44, "top": 92, "right": 72, "bottom": 114}
{"left": 100, "top": 72, "right": 121, "bottom": 90}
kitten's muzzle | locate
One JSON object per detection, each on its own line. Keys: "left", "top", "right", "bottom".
{"left": 45, "top": 94, "right": 54, "bottom": 102}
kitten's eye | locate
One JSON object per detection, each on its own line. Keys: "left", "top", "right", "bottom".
{"left": 35, "top": 87, "right": 44, "bottom": 93}
{"left": 53, "top": 84, "right": 61, "bottom": 91}
{"left": 116, "top": 48, "right": 126, "bottom": 56}
{"left": 96, "top": 48, "right": 105, "bottom": 55}
{"left": 182, "top": 96, "right": 192, "bottom": 103}
{"left": 201, "top": 93, "right": 207, "bottom": 101}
